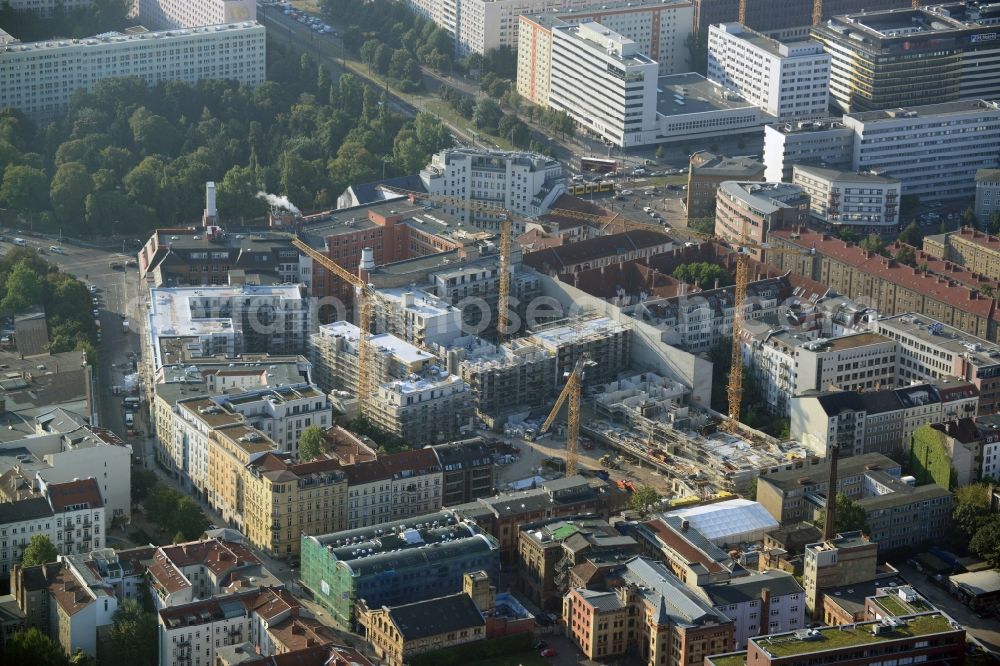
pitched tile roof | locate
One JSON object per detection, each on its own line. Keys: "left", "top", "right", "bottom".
{"left": 772, "top": 228, "right": 998, "bottom": 319}
{"left": 45, "top": 478, "right": 103, "bottom": 511}
{"left": 524, "top": 229, "right": 672, "bottom": 272}
{"left": 386, "top": 592, "right": 485, "bottom": 640}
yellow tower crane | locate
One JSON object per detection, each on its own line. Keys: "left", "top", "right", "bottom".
{"left": 538, "top": 354, "right": 596, "bottom": 477}
{"left": 291, "top": 237, "right": 381, "bottom": 413}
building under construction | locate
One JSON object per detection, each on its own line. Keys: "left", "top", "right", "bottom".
{"left": 526, "top": 315, "right": 631, "bottom": 387}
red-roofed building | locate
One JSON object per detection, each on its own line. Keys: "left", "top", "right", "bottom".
{"left": 380, "top": 448, "right": 443, "bottom": 521}
{"left": 524, "top": 229, "right": 673, "bottom": 275}
{"left": 767, "top": 228, "right": 1000, "bottom": 341}
{"left": 923, "top": 226, "right": 1000, "bottom": 283}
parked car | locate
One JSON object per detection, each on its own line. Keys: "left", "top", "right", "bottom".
{"left": 540, "top": 648, "right": 558, "bottom": 658}
{"left": 49, "top": 245, "right": 65, "bottom": 254}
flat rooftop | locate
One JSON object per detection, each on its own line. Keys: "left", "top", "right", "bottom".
{"left": 0, "top": 21, "right": 260, "bottom": 54}
{"left": 316, "top": 321, "right": 435, "bottom": 365}
{"left": 846, "top": 99, "right": 1000, "bottom": 124}
{"left": 820, "top": 332, "right": 892, "bottom": 352}
{"left": 767, "top": 118, "right": 847, "bottom": 135}
{"left": 876, "top": 313, "right": 1000, "bottom": 369}
{"left": 554, "top": 22, "right": 656, "bottom": 67}
{"left": 656, "top": 73, "right": 757, "bottom": 117}
{"left": 751, "top": 613, "right": 957, "bottom": 657}
{"left": 377, "top": 287, "right": 456, "bottom": 319}
{"left": 529, "top": 316, "right": 626, "bottom": 349}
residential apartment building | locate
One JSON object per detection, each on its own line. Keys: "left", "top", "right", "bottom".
{"left": 358, "top": 590, "right": 487, "bottom": 666}
{"left": 0, "top": 428, "right": 131, "bottom": 528}
{"left": 138, "top": 226, "right": 305, "bottom": 289}
{"left": 741, "top": 329, "right": 898, "bottom": 417}
{"left": 923, "top": 226, "right": 1000, "bottom": 282}
{"left": 762, "top": 119, "right": 854, "bottom": 183}
{"left": 300, "top": 511, "right": 500, "bottom": 629}
{"left": 158, "top": 587, "right": 340, "bottom": 666}
{"left": 802, "top": 531, "right": 879, "bottom": 615}
{"left": 430, "top": 438, "right": 495, "bottom": 505}
{"left": 310, "top": 321, "right": 435, "bottom": 394}
{"left": 975, "top": 169, "right": 1000, "bottom": 225}
{"left": 373, "top": 287, "right": 466, "bottom": 349}
{"left": 811, "top": 6, "right": 1000, "bottom": 113}
{"left": 527, "top": 315, "right": 630, "bottom": 387}
{"left": 211, "top": 385, "right": 330, "bottom": 457}
{"left": 792, "top": 166, "right": 901, "bottom": 234}
{"left": 419, "top": 148, "right": 566, "bottom": 231}
{"left": 790, "top": 382, "right": 979, "bottom": 457}
{"left": 243, "top": 453, "right": 349, "bottom": 558}
{"left": 381, "top": 449, "right": 443, "bottom": 522}
{"left": 516, "top": 515, "right": 639, "bottom": 611}
{"left": 451, "top": 476, "right": 610, "bottom": 561}
{"left": 685, "top": 152, "right": 765, "bottom": 226}
{"left": 342, "top": 460, "right": 392, "bottom": 530}
{"left": 147, "top": 284, "right": 311, "bottom": 374}
{"left": 875, "top": 312, "right": 1000, "bottom": 415}
{"left": 0, "top": 22, "right": 265, "bottom": 120}
{"left": 444, "top": 337, "right": 557, "bottom": 423}
{"left": 626, "top": 516, "right": 738, "bottom": 590}
{"left": 517, "top": 1, "right": 693, "bottom": 106}
{"left": 707, "top": 23, "right": 830, "bottom": 120}
{"left": 134, "top": 0, "right": 256, "bottom": 30}
{"left": 0, "top": 479, "right": 105, "bottom": 580}
{"left": 205, "top": 423, "right": 278, "bottom": 530}
{"left": 701, "top": 570, "right": 805, "bottom": 650}
{"left": 564, "top": 556, "right": 733, "bottom": 664}
{"left": 714, "top": 182, "right": 809, "bottom": 261}
{"left": 766, "top": 227, "right": 1000, "bottom": 341}
{"left": 706, "top": 612, "right": 965, "bottom": 666}
{"left": 369, "top": 369, "right": 474, "bottom": 447}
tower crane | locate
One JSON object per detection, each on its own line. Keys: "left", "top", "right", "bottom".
{"left": 291, "top": 236, "right": 381, "bottom": 414}
{"left": 538, "top": 354, "right": 596, "bottom": 477}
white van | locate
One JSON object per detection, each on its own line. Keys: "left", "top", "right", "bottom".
{"left": 13, "top": 238, "right": 26, "bottom": 246}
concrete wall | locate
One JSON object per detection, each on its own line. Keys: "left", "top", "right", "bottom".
{"left": 535, "top": 273, "right": 712, "bottom": 406}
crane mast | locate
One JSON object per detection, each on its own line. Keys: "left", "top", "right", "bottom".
{"left": 539, "top": 355, "right": 594, "bottom": 476}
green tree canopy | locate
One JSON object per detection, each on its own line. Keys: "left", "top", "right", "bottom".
{"left": 97, "top": 598, "right": 158, "bottom": 666}
{"left": 21, "top": 534, "right": 58, "bottom": 567}
{"left": 2, "top": 627, "right": 68, "bottom": 666}
{"left": 298, "top": 425, "right": 328, "bottom": 461}
{"left": 814, "top": 493, "right": 869, "bottom": 535}
{"left": 970, "top": 516, "right": 1000, "bottom": 569}
{"left": 473, "top": 98, "right": 503, "bottom": 132}
{"left": 131, "top": 468, "right": 158, "bottom": 506}
{"left": 953, "top": 483, "right": 994, "bottom": 541}
{"left": 628, "top": 485, "right": 661, "bottom": 515}
{"left": 50, "top": 162, "right": 94, "bottom": 224}
{"left": 2, "top": 260, "right": 44, "bottom": 313}
{"left": 672, "top": 262, "right": 733, "bottom": 288}
{"left": 897, "top": 221, "right": 924, "bottom": 247}
{"left": 0, "top": 164, "right": 49, "bottom": 212}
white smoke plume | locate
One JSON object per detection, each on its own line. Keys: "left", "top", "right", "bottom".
{"left": 256, "top": 191, "right": 301, "bottom": 215}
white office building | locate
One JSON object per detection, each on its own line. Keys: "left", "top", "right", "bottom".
{"left": 549, "top": 22, "right": 659, "bottom": 148}
{"left": 133, "top": 0, "right": 256, "bottom": 29}
{"left": 4, "top": 0, "right": 91, "bottom": 15}
{"left": 707, "top": 23, "right": 830, "bottom": 120}
{"left": 517, "top": 0, "right": 693, "bottom": 105}
{"left": 792, "top": 165, "right": 901, "bottom": 232}
{"left": 418, "top": 148, "right": 566, "bottom": 231}
{"left": 764, "top": 100, "right": 1000, "bottom": 201}
{"left": 762, "top": 119, "right": 854, "bottom": 182}
{"left": 844, "top": 100, "right": 1000, "bottom": 202}
{"left": 0, "top": 22, "right": 265, "bottom": 120}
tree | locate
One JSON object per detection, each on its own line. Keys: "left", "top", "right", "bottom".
{"left": 298, "top": 425, "right": 328, "bottom": 461}
{"left": 3, "top": 627, "right": 68, "bottom": 666}
{"left": 970, "top": 516, "right": 1000, "bottom": 569}
{"left": 50, "top": 162, "right": 93, "bottom": 224}
{"left": 953, "top": 483, "right": 994, "bottom": 540}
{"left": 814, "top": 493, "right": 869, "bottom": 535}
{"left": 21, "top": 534, "right": 58, "bottom": 567}
{"left": 97, "top": 599, "right": 158, "bottom": 666}
{"left": 172, "top": 531, "right": 186, "bottom": 544}
{"left": 473, "top": 98, "right": 502, "bottom": 132}
{"left": 2, "top": 260, "right": 44, "bottom": 313}
{"left": 0, "top": 164, "right": 48, "bottom": 213}
{"left": 172, "top": 497, "right": 210, "bottom": 540}
{"left": 128, "top": 107, "right": 179, "bottom": 157}
{"left": 373, "top": 43, "right": 393, "bottom": 75}
{"left": 893, "top": 245, "right": 916, "bottom": 267}
{"left": 655, "top": 145, "right": 665, "bottom": 160}
{"left": 838, "top": 227, "right": 858, "bottom": 243}
{"left": 218, "top": 164, "right": 266, "bottom": 221}
{"left": 628, "top": 485, "right": 661, "bottom": 515}
{"left": 672, "top": 262, "right": 733, "bottom": 287}
{"left": 360, "top": 39, "right": 380, "bottom": 70}
{"left": 684, "top": 31, "right": 708, "bottom": 74}
{"left": 900, "top": 194, "right": 920, "bottom": 217}
{"left": 897, "top": 221, "right": 924, "bottom": 247}
{"left": 962, "top": 206, "right": 978, "bottom": 228}
{"left": 131, "top": 468, "right": 158, "bottom": 506}
{"left": 860, "top": 233, "right": 885, "bottom": 255}
{"left": 990, "top": 211, "right": 1000, "bottom": 236}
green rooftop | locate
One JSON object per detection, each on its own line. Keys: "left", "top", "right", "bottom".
{"left": 707, "top": 652, "right": 747, "bottom": 666}
{"left": 872, "top": 592, "right": 931, "bottom": 617}
{"left": 754, "top": 614, "right": 957, "bottom": 658}
{"left": 550, "top": 524, "right": 580, "bottom": 541}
